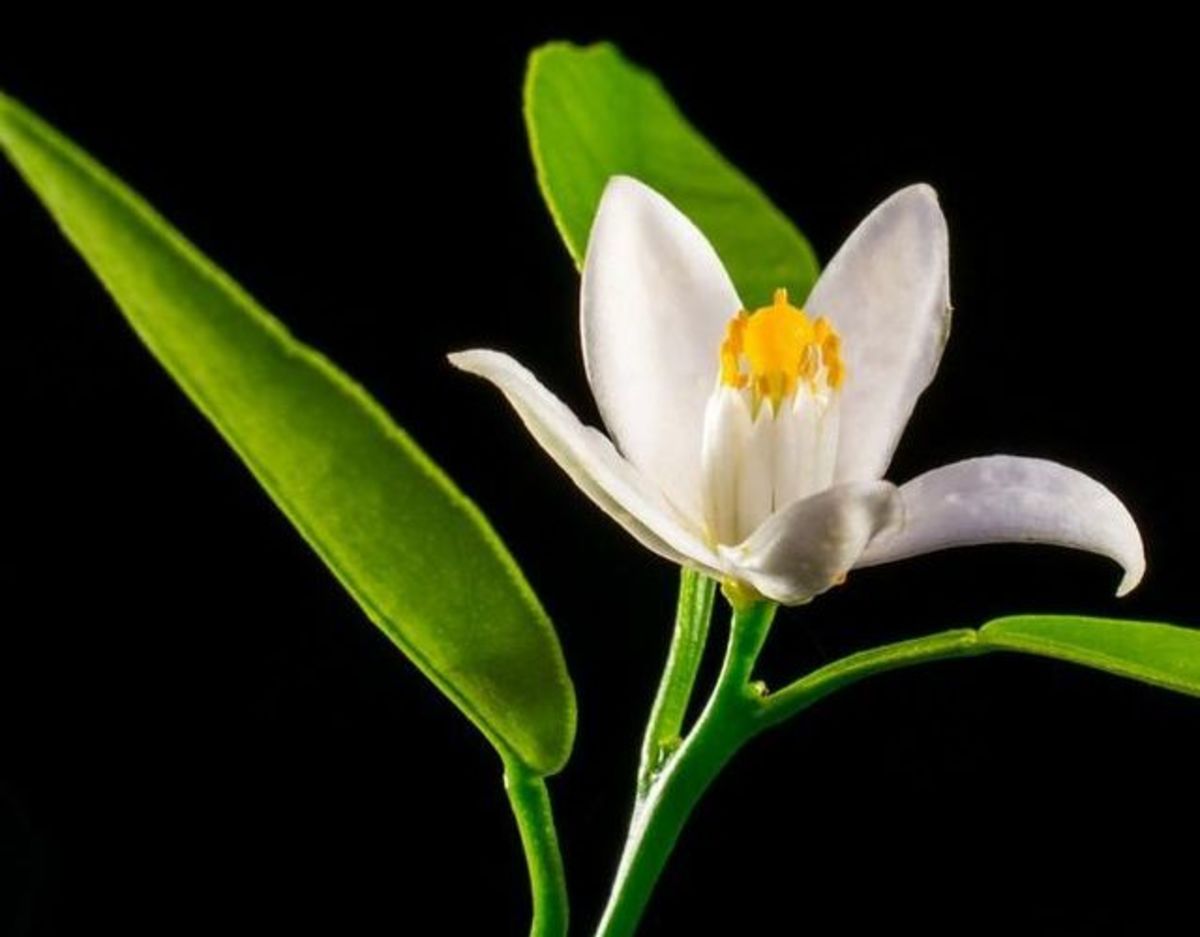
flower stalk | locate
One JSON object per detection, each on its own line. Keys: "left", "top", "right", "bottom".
{"left": 597, "top": 593, "right": 1017, "bottom": 936}
{"left": 637, "top": 568, "right": 718, "bottom": 792}
{"left": 597, "top": 594, "right": 777, "bottom": 937}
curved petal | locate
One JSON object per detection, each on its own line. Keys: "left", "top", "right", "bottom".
{"left": 720, "top": 481, "right": 902, "bottom": 605}
{"left": 582, "top": 176, "right": 742, "bottom": 524}
{"left": 805, "top": 184, "right": 951, "bottom": 483}
{"left": 449, "top": 349, "right": 725, "bottom": 577}
{"left": 856, "top": 456, "right": 1145, "bottom": 596}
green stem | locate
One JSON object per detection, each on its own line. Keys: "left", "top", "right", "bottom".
{"left": 504, "top": 760, "right": 569, "bottom": 937}
{"left": 637, "top": 569, "right": 717, "bottom": 791}
{"left": 596, "top": 599, "right": 777, "bottom": 937}
{"left": 596, "top": 617, "right": 994, "bottom": 936}
{"left": 760, "top": 628, "right": 984, "bottom": 728}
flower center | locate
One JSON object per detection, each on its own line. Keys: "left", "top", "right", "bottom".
{"left": 719, "top": 288, "right": 845, "bottom": 412}
{"left": 701, "top": 288, "right": 846, "bottom": 546}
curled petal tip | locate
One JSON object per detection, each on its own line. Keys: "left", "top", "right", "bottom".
{"left": 447, "top": 348, "right": 499, "bottom": 375}
{"left": 1116, "top": 553, "right": 1146, "bottom": 598}
{"left": 447, "top": 348, "right": 475, "bottom": 369}
{"left": 858, "top": 456, "right": 1147, "bottom": 599}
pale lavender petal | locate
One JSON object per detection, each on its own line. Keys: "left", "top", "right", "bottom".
{"left": 721, "top": 481, "right": 902, "bottom": 604}
{"left": 856, "top": 456, "right": 1145, "bottom": 595}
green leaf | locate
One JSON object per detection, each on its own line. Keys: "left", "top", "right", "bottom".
{"left": 0, "top": 92, "right": 575, "bottom": 775}
{"left": 979, "top": 615, "right": 1200, "bottom": 697}
{"left": 524, "top": 41, "right": 820, "bottom": 305}
{"left": 765, "top": 618, "right": 1199, "bottom": 729}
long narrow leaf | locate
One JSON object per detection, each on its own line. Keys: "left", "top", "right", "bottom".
{"left": 0, "top": 92, "right": 575, "bottom": 775}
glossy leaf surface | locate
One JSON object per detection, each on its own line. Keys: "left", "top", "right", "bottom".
{"left": 0, "top": 92, "right": 576, "bottom": 775}
{"left": 525, "top": 41, "right": 820, "bottom": 304}
{"left": 980, "top": 615, "right": 1200, "bottom": 697}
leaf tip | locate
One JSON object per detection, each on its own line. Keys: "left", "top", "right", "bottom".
{"left": 0, "top": 91, "right": 50, "bottom": 156}
{"left": 526, "top": 38, "right": 624, "bottom": 66}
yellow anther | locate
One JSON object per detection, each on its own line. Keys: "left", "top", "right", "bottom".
{"left": 719, "top": 312, "right": 749, "bottom": 388}
{"left": 814, "top": 316, "right": 845, "bottom": 389}
{"left": 718, "top": 288, "right": 847, "bottom": 407}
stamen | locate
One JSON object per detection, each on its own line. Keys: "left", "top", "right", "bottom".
{"left": 718, "top": 288, "right": 846, "bottom": 408}
{"left": 719, "top": 311, "right": 748, "bottom": 388}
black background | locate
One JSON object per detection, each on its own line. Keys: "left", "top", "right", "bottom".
{"left": 2, "top": 15, "right": 1197, "bottom": 936}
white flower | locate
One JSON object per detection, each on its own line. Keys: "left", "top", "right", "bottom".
{"left": 450, "top": 178, "right": 1144, "bottom": 605}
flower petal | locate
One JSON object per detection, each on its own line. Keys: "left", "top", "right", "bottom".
{"left": 701, "top": 385, "right": 752, "bottom": 546}
{"left": 449, "top": 349, "right": 725, "bottom": 577}
{"left": 720, "top": 481, "right": 902, "bottom": 604}
{"left": 582, "top": 176, "right": 742, "bottom": 524}
{"left": 805, "top": 184, "right": 951, "bottom": 483}
{"left": 856, "top": 456, "right": 1145, "bottom": 596}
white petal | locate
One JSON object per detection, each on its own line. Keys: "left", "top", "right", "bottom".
{"left": 856, "top": 456, "right": 1145, "bottom": 596}
{"left": 771, "top": 394, "right": 812, "bottom": 513}
{"left": 582, "top": 176, "right": 742, "bottom": 524}
{"left": 772, "top": 387, "right": 839, "bottom": 513}
{"left": 701, "top": 385, "right": 752, "bottom": 546}
{"left": 805, "top": 184, "right": 951, "bottom": 483}
{"left": 448, "top": 349, "right": 725, "bottom": 577}
{"left": 720, "top": 482, "right": 903, "bottom": 605}
{"left": 737, "top": 409, "right": 775, "bottom": 543}
{"left": 815, "top": 393, "right": 841, "bottom": 491}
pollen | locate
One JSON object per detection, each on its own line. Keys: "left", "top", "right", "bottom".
{"left": 718, "top": 288, "right": 845, "bottom": 410}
